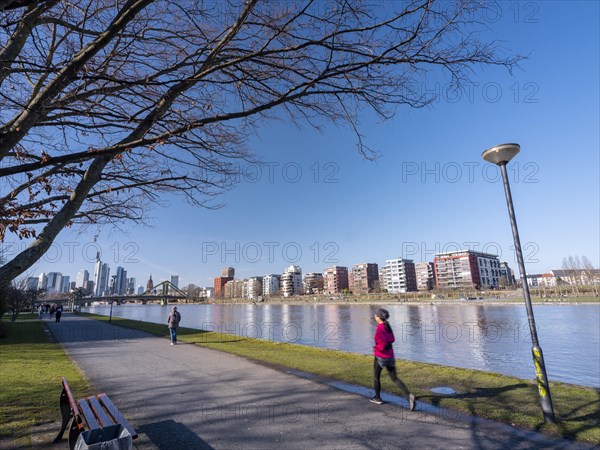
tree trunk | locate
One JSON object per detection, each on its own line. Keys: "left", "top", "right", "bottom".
{"left": 0, "top": 157, "right": 109, "bottom": 288}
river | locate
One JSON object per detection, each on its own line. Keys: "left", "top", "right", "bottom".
{"left": 84, "top": 302, "right": 600, "bottom": 388}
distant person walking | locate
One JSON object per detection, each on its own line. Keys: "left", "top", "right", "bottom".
{"left": 55, "top": 305, "right": 63, "bottom": 323}
{"left": 167, "top": 306, "right": 181, "bottom": 345}
{"left": 370, "top": 308, "right": 416, "bottom": 411}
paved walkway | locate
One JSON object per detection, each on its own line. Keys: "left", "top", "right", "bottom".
{"left": 45, "top": 314, "right": 593, "bottom": 450}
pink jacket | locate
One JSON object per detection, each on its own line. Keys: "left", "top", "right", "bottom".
{"left": 373, "top": 322, "right": 395, "bottom": 359}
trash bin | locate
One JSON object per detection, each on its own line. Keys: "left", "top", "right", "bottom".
{"left": 74, "top": 424, "right": 132, "bottom": 450}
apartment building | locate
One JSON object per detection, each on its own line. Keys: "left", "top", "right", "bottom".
{"left": 415, "top": 262, "right": 434, "bottom": 291}
{"left": 323, "top": 266, "right": 349, "bottom": 294}
{"left": 262, "top": 274, "right": 281, "bottom": 297}
{"left": 551, "top": 269, "right": 600, "bottom": 286}
{"left": 434, "top": 250, "right": 500, "bottom": 289}
{"left": 281, "top": 265, "right": 303, "bottom": 297}
{"left": 349, "top": 263, "right": 379, "bottom": 294}
{"left": 244, "top": 277, "right": 263, "bottom": 299}
{"left": 214, "top": 276, "right": 233, "bottom": 298}
{"left": 224, "top": 279, "right": 244, "bottom": 298}
{"left": 526, "top": 274, "right": 556, "bottom": 287}
{"left": 304, "top": 272, "right": 325, "bottom": 294}
{"left": 499, "top": 262, "right": 516, "bottom": 286}
{"left": 380, "top": 259, "right": 417, "bottom": 293}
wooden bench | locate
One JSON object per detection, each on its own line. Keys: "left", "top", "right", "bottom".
{"left": 54, "top": 377, "right": 137, "bottom": 449}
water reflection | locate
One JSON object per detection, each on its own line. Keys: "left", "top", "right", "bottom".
{"left": 84, "top": 303, "right": 599, "bottom": 388}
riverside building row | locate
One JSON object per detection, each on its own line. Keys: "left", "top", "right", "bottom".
{"left": 212, "top": 250, "right": 520, "bottom": 298}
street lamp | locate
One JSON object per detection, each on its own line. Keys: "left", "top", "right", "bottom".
{"left": 482, "top": 143, "right": 555, "bottom": 424}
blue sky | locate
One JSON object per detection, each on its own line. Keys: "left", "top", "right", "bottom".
{"left": 8, "top": 1, "right": 599, "bottom": 288}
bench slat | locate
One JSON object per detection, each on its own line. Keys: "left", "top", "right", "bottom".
{"left": 87, "top": 396, "right": 115, "bottom": 428}
{"left": 98, "top": 393, "right": 138, "bottom": 439}
{"left": 78, "top": 398, "right": 101, "bottom": 431}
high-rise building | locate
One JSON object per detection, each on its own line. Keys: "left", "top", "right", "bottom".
{"left": 281, "top": 265, "right": 303, "bottom": 297}
{"left": 126, "top": 277, "right": 136, "bottom": 295}
{"left": 38, "top": 273, "right": 47, "bottom": 290}
{"left": 84, "top": 280, "right": 94, "bottom": 294}
{"left": 262, "top": 274, "right": 281, "bottom": 297}
{"left": 94, "top": 254, "right": 110, "bottom": 296}
{"left": 381, "top": 259, "right": 417, "bottom": 293}
{"left": 115, "top": 266, "right": 127, "bottom": 295}
{"left": 170, "top": 275, "right": 179, "bottom": 289}
{"left": 221, "top": 267, "right": 235, "bottom": 278}
{"left": 76, "top": 270, "right": 89, "bottom": 288}
{"left": 433, "top": 250, "right": 500, "bottom": 289}
{"left": 60, "top": 275, "right": 71, "bottom": 293}
{"left": 109, "top": 275, "right": 117, "bottom": 294}
{"left": 26, "top": 277, "right": 38, "bottom": 290}
{"left": 303, "top": 273, "right": 324, "bottom": 294}
{"left": 349, "top": 263, "right": 379, "bottom": 294}
{"left": 46, "top": 272, "right": 62, "bottom": 294}
{"left": 415, "top": 262, "right": 434, "bottom": 291}
{"left": 323, "top": 266, "right": 349, "bottom": 294}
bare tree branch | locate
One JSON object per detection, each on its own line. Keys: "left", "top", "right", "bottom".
{"left": 1, "top": 0, "right": 521, "bottom": 286}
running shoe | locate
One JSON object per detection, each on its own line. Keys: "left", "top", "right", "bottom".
{"left": 409, "top": 393, "right": 416, "bottom": 411}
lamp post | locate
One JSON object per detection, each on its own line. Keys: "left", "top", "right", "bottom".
{"left": 482, "top": 143, "right": 555, "bottom": 424}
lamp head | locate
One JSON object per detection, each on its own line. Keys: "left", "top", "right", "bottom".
{"left": 482, "top": 143, "right": 520, "bottom": 165}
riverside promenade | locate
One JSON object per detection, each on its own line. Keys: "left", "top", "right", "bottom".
{"left": 45, "top": 314, "right": 592, "bottom": 450}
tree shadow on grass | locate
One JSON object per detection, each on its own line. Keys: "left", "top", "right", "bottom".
{"left": 418, "top": 383, "right": 530, "bottom": 407}
{"left": 419, "top": 383, "right": 600, "bottom": 442}
{"left": 555, "top": 392, "right": 600, "bottom": 441}
{"left": 419, "top": 383, "right": 545, "bottom": 431}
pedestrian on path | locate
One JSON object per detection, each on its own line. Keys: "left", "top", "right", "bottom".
{"left": 370, "top": 308, "right": 416, "bottom": 411}
{"left": 55, "top": 305, "right": 63, "bottom": 323}
{"left": 167, "top": 306, "right": 181, "bottom": 345}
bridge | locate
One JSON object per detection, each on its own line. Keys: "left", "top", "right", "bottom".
{"left": 35, "top": 281, "right": 206, "bottom": 310}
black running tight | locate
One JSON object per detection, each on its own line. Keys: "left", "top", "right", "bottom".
{"left": 373, "top": 358, "right": 410, "bottom": 398}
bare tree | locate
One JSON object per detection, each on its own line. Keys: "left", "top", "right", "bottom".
{"left": 2, "top": 275, "right": 39, "bottom": 322}
{"left": 1, "top": 0, "right": 520, "bottom": 286}
{"left": 580, "top": 255, "right": 598, "bottom": 296}
{"left": 562, "top": 256, "right": 581, "bottom": 296}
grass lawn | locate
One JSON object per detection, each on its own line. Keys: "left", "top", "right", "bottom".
{"left": 85, "top": 313, "right": 600, "bottom": 444}
{"left": 0, "top": 315, "right": 91, "bottom": 448}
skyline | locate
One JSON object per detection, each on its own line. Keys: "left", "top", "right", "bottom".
{"left": 20, "top": 238, "right": 583, "bottom": 291}
{"left": 2, "top": 1, "right": 599, "bottom": 288}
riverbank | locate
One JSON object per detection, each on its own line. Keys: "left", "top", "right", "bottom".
{"left": 83, "top": 313, "right": 599, "bottom": 444}
{"left": 204, "top": 295, "right": 600, "bottom": 306}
